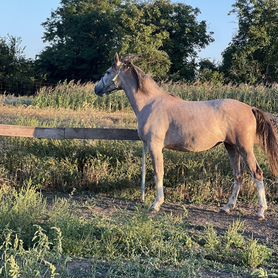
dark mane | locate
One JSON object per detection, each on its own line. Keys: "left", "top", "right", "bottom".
{"left": 130, "top": 64, "right": 162, "bottom": 94}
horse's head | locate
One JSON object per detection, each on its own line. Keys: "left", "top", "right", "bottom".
{"left": 95, "top": 53, "right": 143, "bottom": 96}
{"left": 95, "top": 53, "right": 124, "bottom": 96}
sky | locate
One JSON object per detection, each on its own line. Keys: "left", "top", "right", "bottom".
{"left": 0, "top": 0, "right": 238, "bottom": 63}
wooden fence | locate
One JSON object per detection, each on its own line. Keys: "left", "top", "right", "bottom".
{"left": 0, "top": 124, "right": 140, "bottom": 141}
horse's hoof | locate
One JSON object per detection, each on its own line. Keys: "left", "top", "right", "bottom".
{"left": 257, "top": 207, "right": 266, "bottom": 221}
{"left": 148, "top": 207, "right": 160, "bottom": 216}
{"left": 257, "top": 213, "right": 266, "bottom": 221}
{"left": 149, "top": 204, "right": 161, "bottom": 214}
{"left": 220, "top": 206, "right": 231, "bottom": 214}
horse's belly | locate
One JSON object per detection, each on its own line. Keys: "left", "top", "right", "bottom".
{"left": 164, "top": 130, "right": 224, "bottom": 152}
{"left": 165, "top": 140, "right": 222, "bottom": 152}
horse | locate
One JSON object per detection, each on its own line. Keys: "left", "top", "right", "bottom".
{"left": 95, "top": 53, "right": 278, "bottom": 220}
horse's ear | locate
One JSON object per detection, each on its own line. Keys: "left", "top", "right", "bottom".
{"left": 114, "top": 53, "right": 121, "bottom": 67}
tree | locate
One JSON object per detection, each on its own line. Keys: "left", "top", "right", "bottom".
{"left": 0, "top": 36, "right": 36, "bottom": 95}
{"left": 198, "top": 59, "right": 224, "bottom": 85}
{"left": 142, "top": 0, "right": 213, "bottom": 80}
{"left": 38, "top": 0, "right": 213, "bottom": 82}
{"left": 36, "top": 0, "right": 122, "bottom": 82}
{"left": 119, "top": 2, "right": 171, "bottom": 78}
{"left": 221, "top": 0, "right": 278, "bottom": 84}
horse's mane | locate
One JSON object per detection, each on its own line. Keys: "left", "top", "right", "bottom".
{"left": 129, "top": 63, "right": 162, "bottom": 95}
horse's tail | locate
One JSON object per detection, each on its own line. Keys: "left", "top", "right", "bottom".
{"left": 252, "top": 107, "right": 278, "bottom": 177}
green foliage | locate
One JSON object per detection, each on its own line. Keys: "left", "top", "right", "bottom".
{"left": 38, "top": 0, "right": 212, "bottom": 82}
{"left": 222, "top": 0, "right": 278, "bottom": 84}
{"left": 0, "top": 185, "right": 271, "bottom": 277}
{"left": 244, "top": 239, "right": 272, "bottom": 269}
{"left": 198, "top": 69, "right": 225, "bottom": 85}
{"left": 204, "top": 225, "right": 220, "bottom": 253}
{"left": 204, "top": 223, "right": 272, "bottom": 269}
{"left": 0, "top": 179, "right": 274, "bottom": 277}
{"left": 143, "top": 1, "right": 213, "bottom": 81}
{"left": 225, "top": 220, "right": 245, "bottom": 250}
{"left": 0, "top": 227, "right": 63, "bottom": 278}
{"left": 0, "top": 134, "right": 275, "bottom": 205}
{"left": 251, "top": 268, "right": 269, "bottom": 278}
{"left": 0, "top": 36, "right": 36, "bottom": 95}
{"left": 0, "top": 186, "right": 65, "bottom": 278}
{"left": 0, "top": 184, "right": 47, "bottom": 244}
{"left": 119, "top": 3, "right": 171, "bottom": 79}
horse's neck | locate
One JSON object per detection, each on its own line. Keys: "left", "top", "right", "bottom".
{"left": 122, "top": 77, "right": 162, "bottom": 116}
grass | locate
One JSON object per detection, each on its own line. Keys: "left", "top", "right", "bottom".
{"left": 0, "top": 186, "right": 274, "bottom": 278}
{"left": 0, "top": 136, "right": 276, "bottom": 204}
{"left": 0, "top": 81, "right": 278, "bottom": 277}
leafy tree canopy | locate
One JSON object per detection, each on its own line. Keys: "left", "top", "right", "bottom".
{"left": 221, "top": 0, "right": 278, "bottom": 84}
{"left": 37, "top": 0, "right": 213, "bottom": 82}
{"left": 0, "top": 36, "right": 36, "bottom": 95}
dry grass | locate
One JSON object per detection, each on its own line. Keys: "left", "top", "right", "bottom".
{"left": 0, "top": 104, "right": 137, "bottom": 128}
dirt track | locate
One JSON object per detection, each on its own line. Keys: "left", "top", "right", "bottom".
{"left": 87, "top": 195, "right": 278, "bottom": 243}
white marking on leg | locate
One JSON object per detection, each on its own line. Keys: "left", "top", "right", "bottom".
{"left": 254, "top": 179, "right": 267, "bottom": 219}
{"left": 151, "top": 176, "right": 164, "bottom": 211}
{"left": 221, "top": 181, "right": 241, "bottom": 213}
{"left": 149, "top": 144, "right": 164, "bottom": 212}
{"left": 141, "top": 143, "right": 147, "bottom": 203}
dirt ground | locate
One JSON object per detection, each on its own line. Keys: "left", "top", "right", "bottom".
{"left": 85, "top": 195, "right": 278, "bottom": 243}
{"left": 59, "top": 193, "right": 277, "bottom": 277}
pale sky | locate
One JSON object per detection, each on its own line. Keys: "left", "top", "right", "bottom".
{"left": 0, "top": 0, "right": 238, "bottom": 63}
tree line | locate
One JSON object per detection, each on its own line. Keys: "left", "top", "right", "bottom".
{"left": 1, "top": 0, "right": 278, "bottom": 95}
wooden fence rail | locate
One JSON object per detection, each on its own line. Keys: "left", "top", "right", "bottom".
{"left": 0, "top": 124, "right": 140, "bottom": 141}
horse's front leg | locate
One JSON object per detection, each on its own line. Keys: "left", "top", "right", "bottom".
{"left": 141, "top": 142, "right": 148, "bottom": 203}
{"left": 149, "top": 143, "right": 164, "bottom": 212}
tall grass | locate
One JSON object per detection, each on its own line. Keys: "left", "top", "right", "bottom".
{"left": 163, "top": 82, "right": 278, "bottom": 113}
{"left": 33, "top": 81, "right": 129, "bottom": 111}
{"left": 0, "top": 136, "right": 276, "bottom": 205}
{"left": 33, "top": 81, "right": 278, "bottom": 113}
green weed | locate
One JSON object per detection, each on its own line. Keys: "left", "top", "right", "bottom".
{"left": 243, "top": 239, "right": 272, "bottom": 269}
{"left": 0, "top": 226, "right": 64, "bottom": 278}
{"left": 0, "top": 185, "right": 274, "bottom": 277}
{"left": 203, "top": 222, "right": 272, "bottom": 270}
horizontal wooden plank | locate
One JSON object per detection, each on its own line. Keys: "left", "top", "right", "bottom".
{"left": 0, "top": 125, "right": 35, "bottom": 137}
{"left": 64, "top": 128, "right": 140, "bottom": 140}
{"left": 0, "top": 124, "right": 140, "bottom": 141}
{"left": 35, "top": 128, "right": 65, "bottom": 139}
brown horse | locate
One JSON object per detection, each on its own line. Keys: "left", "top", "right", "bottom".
{"left": 95, "top": 54, "right": 278, "bottom": 220}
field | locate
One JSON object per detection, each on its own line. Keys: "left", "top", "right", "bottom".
{"left": 0, "top": 82, "right": 277, "bottom": 278}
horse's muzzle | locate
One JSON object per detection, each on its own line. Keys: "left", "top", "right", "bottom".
{"left": 94, "top": 82, "right": 105, "bottom": 96}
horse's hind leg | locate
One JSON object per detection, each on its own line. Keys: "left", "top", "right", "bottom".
{"left": 221, "top": 143, "right": 243, "bottom": 213}
{"left": 241, "top": 149, "right": 267, "bottom": 219}
{"left": 149, "top": 142, "right": 164, "bottom": 212}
